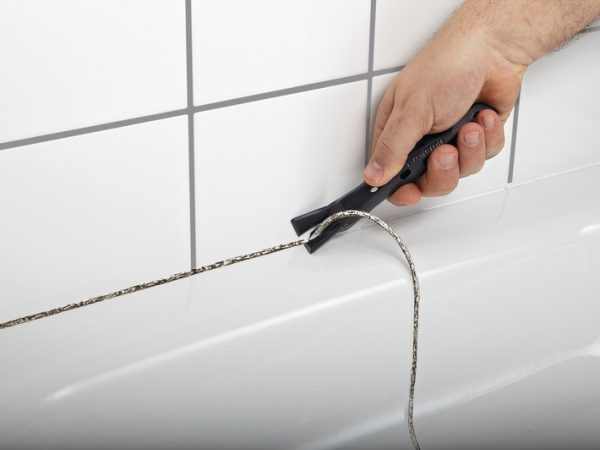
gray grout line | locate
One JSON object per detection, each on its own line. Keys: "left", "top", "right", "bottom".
{"left": 507, "top": 94, "right": 521, "bottom": 183}
{"left": 185, "top": 0, "right": 195, "bottom": 110}
{"left": 191, "top": 65, "right": 404, "bottom": 114}
{"left": 365, "top": 77, "right": 373, "bottom": 166}
{"left": 0, "top": 65, "right": 405, "bottom": 152}
{"left": 187, "top": 114, "right": 197, "bottom": 268}
{"left": 193, "top": 73, "right": 371, "bottom": 112}
{"left": 505, "top": 23, "right": 596, "bottom": 182}
{"left": 0, "top": 109, "right": 187, "bottom": 151}
{"left": 367, "top": 0, "right": 376, "bottom": 73}
{"left": 185, "top": 0, "right": 197, "bottom": 270}
{"left": 372, "top": 65, "right": 404, "bottom": 77}
{"left": 364, "top": 0, "right": 377, "bottom": 165}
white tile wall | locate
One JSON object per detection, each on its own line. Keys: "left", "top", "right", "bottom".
{"left": 0, "top": 0, "right": 186, "bottom": 143}
{"left": 0, "top": 1, "right": 593, "bottom": 318}
{"left": 194, "top": 82, "right": 367, "bottom": 264}
{"left": 192, "top": 0, "right": 370, "bottom": 104}
{"left": 373, "top": 0, "right": 461, "bottom": 70}
{"left": 513, "top": 31, "right": 600, "bottom": 183}
{"left": 0, "top": 118, "right": 190, "bottom": 323}
{"left": 369, "top": 72, "right": 513, "bottom": 221}
{"left": 0, "top": 0, "right": 591, "bottom": 315}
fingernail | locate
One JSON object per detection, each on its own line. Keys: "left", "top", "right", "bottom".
{"left": 364, "top": 160, "right": 384, "bottom": 181}
{"left": 438, "top": 152, "right": 457, "bottom": 170}
{"left": 465, "top": 131, "right": 480, "bottom": 147}
{"left": 483, "top": 115, "right": 494, "bottom": 129}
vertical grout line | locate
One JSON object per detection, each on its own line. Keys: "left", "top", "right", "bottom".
{"left": 185, "top": 0, "right": 197, "bottom": 269}
{"left": 365, "top": 0, "right": 377, "bottom": 166}
{"left": 187, "top": 115, "right": 197, "bottom": 268}
{"left": 365, "top": 79, "right": 373, "bottom": 165}
{"left": 367, "top": 0, "right": 376, "bottom": 81}
{"left": 507, "top": 94, "right": 521, "bottom": 184}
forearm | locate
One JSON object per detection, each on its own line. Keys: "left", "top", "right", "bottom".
{"left": 457, "top": 0, "right": 600, "bottom": 65}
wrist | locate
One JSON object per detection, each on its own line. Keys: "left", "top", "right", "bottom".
{"left": 454, "top": 0, "right": 539, "bottom": 67}
{"left": 462, "top": 0, "right": 600, "bottom": 66}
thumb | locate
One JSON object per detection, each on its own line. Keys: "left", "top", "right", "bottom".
{"left": 364, "top": 106, "right": 430, "bottom": 187}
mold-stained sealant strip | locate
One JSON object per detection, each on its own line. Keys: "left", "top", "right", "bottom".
{"left": 309, "top": 211, "right": 421, "bottom": 450}
{"left": 0, "top": 210, "right": 422, "bottom": 450}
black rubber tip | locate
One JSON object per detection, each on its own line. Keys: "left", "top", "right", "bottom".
{"left": 290, "top": 204, "right": 331, "bottom": 236}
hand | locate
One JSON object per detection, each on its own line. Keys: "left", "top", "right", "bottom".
{"left": 364, "top": 3, "right": 527, "bottom": 205}
{"left": 366, "top": 0, "right": 600, "bottom": 206}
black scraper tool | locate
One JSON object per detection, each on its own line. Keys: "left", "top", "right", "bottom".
{"left": 291, "top": 103, "right": 493, "bottom": 253}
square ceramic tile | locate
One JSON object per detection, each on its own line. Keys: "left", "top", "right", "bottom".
{"left": 0, "top": 0, "right": 186, "bottom": 143}
{"left": 513, "top": 31, "right": 600, "bottom": 183}
{"left": 194, "top": 82, "right": 367, "bottom": 264}
{"left": 192, "top": 0, "right": 370, "bottom": 104}
{"left": 369, "top": 72, "right": 512, "bottom": 221}
{"left": 0, "top": 118, "right": 190, "bottom": 323}
{"left": 373, "top": 0, "right": 461, "bottom": 70}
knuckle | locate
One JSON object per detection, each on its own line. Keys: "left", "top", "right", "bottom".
{"left": 469, "top": 163, "right": 484, "bottom": 176}
{"left": 460, "top": 165, "right": 476, "bottom": 177}
{"left": 419, "top": 173, "right": 458, "bottom": 197}
{"left": 387, "top": 195, "right": 404, "bottom": 206}
{"left": 498, "top": 134, "right": 506, "bottom": 149}
{"left": 486, "top": 137, "right": 505, "bottom": 159}
{"left": 436, "top": 171, "right": 459, "bottom": 194}
{"left": 441, "top": 177, "right": 459, "bottom": 193}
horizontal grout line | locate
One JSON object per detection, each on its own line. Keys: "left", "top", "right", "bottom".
{"left": 194, "top": 66, "right": 405, "bottom": 113}
{"left": 194, "top": 74, "right": 369, "bottom": 112}
{"left": 0, "top": 108, "right": 187, "bottom": 151}
{"left": 371, "top": 65, "right": 404, "bottom": 77}
{"left": 0, "top": 65, "right": 406, "bottom": 151}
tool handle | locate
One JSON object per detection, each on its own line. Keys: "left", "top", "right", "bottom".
{"left": 339, "top": 103, "right": 493, "bottom": 213}
{"left": 292, "top": 103, "right": 495, "bottom": 253}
